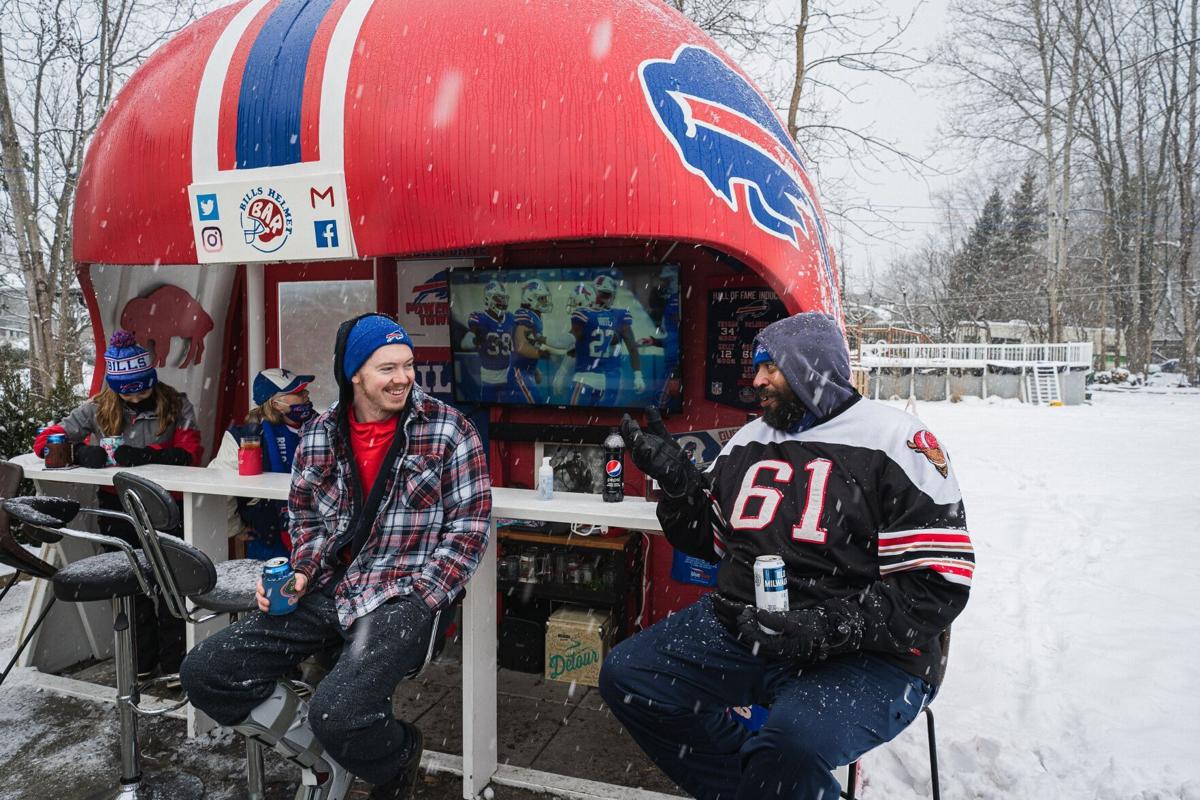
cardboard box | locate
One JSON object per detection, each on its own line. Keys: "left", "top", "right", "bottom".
{"left": 545, "top": 606, "right": 612, "bottom": 687}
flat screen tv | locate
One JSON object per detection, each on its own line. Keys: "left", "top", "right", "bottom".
{"left": 448, "top": 265, "right": 682, "bottom": 409}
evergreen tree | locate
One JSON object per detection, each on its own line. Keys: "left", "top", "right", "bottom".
{"left": 1001, "top": 168, "right": 1046, "bottom": 324}
{"left": 950, "top": 187, "right": 1007, "bottom": 323}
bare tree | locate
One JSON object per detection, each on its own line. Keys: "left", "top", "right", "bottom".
{"left": 940, "top": 0, "right": 1093, "bottom": 342}
{"left": 879, "top": 229, "right": 963, "bottom": 341}
{"left": 680, "top": 0, "right": 935, "bottom": 272}
{"left": 1076, "top": 0, "right": 1177, "bottom": 371}
{"left": 0, "top": 0, "right": 201, "bottom": 393}
{"left": 1161, "top": 0, "right": 1199, "bottom": 382}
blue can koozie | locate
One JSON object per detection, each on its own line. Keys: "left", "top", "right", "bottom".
{"left": 262, "top": 557, "right": 299, "bottom": 615}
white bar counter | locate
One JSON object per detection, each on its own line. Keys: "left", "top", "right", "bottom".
{"left": 8, "top": 455, "right": 666, "bottom": 799}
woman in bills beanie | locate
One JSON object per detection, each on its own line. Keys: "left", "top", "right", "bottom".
{"left": 32, "top": 329, "right": 205, "bottom": 675}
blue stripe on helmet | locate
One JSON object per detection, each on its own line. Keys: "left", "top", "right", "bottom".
{"left": 236, "top": 0, "right": 336, "bottom": 169}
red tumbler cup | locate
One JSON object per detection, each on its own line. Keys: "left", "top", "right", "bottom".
{"left": 238, "top": 436, "right": 263, "bottom": 476}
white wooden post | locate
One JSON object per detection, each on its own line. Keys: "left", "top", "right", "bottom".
{"left": 246, "top": 262, "right": 266, "bottom": 379}
{"left": 462, "top": 518, "right": 498, "bottom": 798}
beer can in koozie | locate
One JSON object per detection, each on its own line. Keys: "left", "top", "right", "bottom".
{"left": 262, "top": 557, "right": 298, "bottom": 615}
{"left": 753, "top": 555, "right": 789, "bottom": 632}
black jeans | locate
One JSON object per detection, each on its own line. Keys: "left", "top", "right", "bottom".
{"left": 96, "top": 490, "right": 186, "bottom": 674}
{"left": 180, "top": 590, "right": 433, "bottom": 785}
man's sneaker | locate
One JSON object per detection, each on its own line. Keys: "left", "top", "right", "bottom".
{"left": 368, "top": 722, "right": 424, "bottom": 800}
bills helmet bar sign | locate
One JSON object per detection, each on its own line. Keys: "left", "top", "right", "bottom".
{"left": 186, "top": 0, "right": 364, "bottom": 263}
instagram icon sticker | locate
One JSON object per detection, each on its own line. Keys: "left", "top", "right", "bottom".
{"left": 200, "top": 226, "right": 223, "bottom": 253}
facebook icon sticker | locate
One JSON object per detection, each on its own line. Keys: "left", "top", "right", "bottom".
{"left": 196, "top": 194, "right": 219, "bottom": 221}
{"left": 314, "top": 220, "right": 339, "bottom": 249}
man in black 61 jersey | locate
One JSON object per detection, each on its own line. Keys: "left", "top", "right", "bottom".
{"left": 601, "top": 311, "right": 973, "bottom": 800}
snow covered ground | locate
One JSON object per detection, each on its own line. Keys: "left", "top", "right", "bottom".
{"left": 0, "top": 391, "right": 1197, "bottom": 798}
{"left": 865, "top": 391, "right": 1200, "bottom": 799}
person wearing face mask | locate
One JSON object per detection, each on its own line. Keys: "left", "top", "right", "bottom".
{"left": 33, "top": 329, "right": 204, "bottom": 469}
{"left": 209, "top": 368, "right": 317, "bottom": 560}
{"left": 31, "top": 328, "right": 204, "bottom": 677}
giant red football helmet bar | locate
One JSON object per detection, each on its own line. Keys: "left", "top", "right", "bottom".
{"left": 73, "top": 0, "right": 840, "bottom": 317}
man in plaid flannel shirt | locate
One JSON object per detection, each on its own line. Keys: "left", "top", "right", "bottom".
{"left": 182, "top": 313, "right": 491, "bottom": 800}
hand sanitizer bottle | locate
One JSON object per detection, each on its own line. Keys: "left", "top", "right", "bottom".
{"left": 537, "top": 457, "right": 554, "bottom": 500}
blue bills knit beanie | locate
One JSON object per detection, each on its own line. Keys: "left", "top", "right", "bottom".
{"left": 104, "top": 330, "right": 157, "bottom": 394}
{"left": 342, "top": 315, "right": 413, "bottom": 379}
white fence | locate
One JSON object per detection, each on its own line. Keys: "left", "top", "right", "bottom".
{"left": 858, "top": 342, "right": 1094, "bottom": 369}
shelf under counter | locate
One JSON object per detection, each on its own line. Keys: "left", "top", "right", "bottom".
{"left": 498, "top": 579, "right": 623, "bottom": 606}
{"left": 497, "top": 528, "right": 634, "bottom": 551}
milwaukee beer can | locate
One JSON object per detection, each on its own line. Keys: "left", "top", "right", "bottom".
{"left": 262, "top": 557, "right": 299, "bottom": 615}
{"left": 753, "top": 555, "right": 789, "bottom": 633}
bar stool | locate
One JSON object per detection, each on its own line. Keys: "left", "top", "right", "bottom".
{"left": 843, "top": 629, "right": 951, "bottom": 800}
{"left": 2, "top": 493, "right": 207, "bottom": 799}
{"left": 0, "top": 460, "right": 58, "bottom": 689}
{"left": 235, "top": 596, "right": 457, "bottom": 800}
{"left": 114, "top": 472, "right": 455, "bottom": 800}
{"left": 108, "top": 472, "right": 266, "bottom": 798}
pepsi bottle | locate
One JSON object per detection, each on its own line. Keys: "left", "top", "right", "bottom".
{"left": 603, "top": 428, "right": 624, "bottom": 503}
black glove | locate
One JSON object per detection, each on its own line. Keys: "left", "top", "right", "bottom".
{"left": 149, "top": 447, "right": 191, "bottom": 466}
{"left": 710, "top": 592, "right": 752, "bottom": 623}
{"left": 73, "top": 444, "right": 109, "bottom": 469}
{"left": 113, "top": 445, "right": 155, "bottom": 467}
{"left": 736, "top": 597, "right": 865, "bottom": 662}
{"left": 620, "top": 408, "right": 702, "bottom": 498}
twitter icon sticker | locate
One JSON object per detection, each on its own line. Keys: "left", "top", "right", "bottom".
{"left": 196, "top": 194, "right": 219, "bottom": 221}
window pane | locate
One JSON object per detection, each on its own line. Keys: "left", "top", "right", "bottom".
{"left": 278, "top": 280, "right": 375, "bottom": 412}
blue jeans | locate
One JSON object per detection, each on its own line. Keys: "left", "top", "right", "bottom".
{"left": 599, "top": 596, "right": 931, "bottom": 800}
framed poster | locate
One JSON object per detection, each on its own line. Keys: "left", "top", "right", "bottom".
{"left": 705, "top": 286, "right": 787, "bottom": 409}
{"left": 533, "top": 441, "right": 606, "bottom": 494}
{"left": 396, "top": 259, "right": 472, "bottom": 400}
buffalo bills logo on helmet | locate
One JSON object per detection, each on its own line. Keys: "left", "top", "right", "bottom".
{"left": 639, "top": 46, "right": 839, "bottom": 316}
{"left": 736, "top": 301, "right": 770, "bottom": 320}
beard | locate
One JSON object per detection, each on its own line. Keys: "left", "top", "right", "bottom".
{"left": 759, "top": 385, "right": 809, "bottom": 431}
